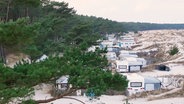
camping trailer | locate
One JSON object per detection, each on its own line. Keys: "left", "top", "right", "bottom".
{"left": 119, "top": 50, "right": 138, "bottom": 59}
{"left": 56, "top": 75, "right": 69, "bottom": 91}
{"left": 117, "top": 36, "right": 136, "bottom": 49}
{"left": 119, "top": 57, "right": 147, "bottom": 68}
{"left": 125, "top": 73, "right": 145, "bottom": 96}
{"left": 115, "top": 59, "right": 142, "bottom": 73}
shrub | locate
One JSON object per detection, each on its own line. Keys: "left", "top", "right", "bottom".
{"left": 169, "top": 46, "right": 179, "bottom": 55}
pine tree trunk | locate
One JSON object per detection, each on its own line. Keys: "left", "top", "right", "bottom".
{"left": 0, "top": 44, "right": 6, "bottom": 64}
{"left": 6, "top": 0, "right": 10, "bottom": 22}
{"left": 26, "top": 7, "right": 29, "bottom": 17}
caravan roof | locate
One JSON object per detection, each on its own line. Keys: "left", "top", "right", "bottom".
{"left": 123, "top": 57, "right": 138, "bottom": 61}
{"left": 144, "top": 76, "right": 161, "bottom": 83}
{"left": 125, "top": 73, "right": 144, "bottom": 81}
{"left": 56, "top": 75, "right": 69, "bottom": 84}
{"left": 115, "top": 60, "right": 128, "bottom": 65}
{"left": 119, "top": 50, "right": 129, "bottom": 54}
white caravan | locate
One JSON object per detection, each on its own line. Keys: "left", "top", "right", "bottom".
{"left": 119, "top": 50, "right": 138, "bottom": 59}
{"left": 124, "top": 73, "right": 145, "bottom": 96}
{"left": 115, "top": 58, "right": 143, "bottom": 72}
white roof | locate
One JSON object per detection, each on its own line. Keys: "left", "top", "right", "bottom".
{"left": 119, "top": 54, "right": 138, "bottom": 58}
{"left": 36, "top": 54, "right": 48, "bottom": 62}
{"left": 124, "top": 57, "right": 137, "bottom": 61}
{"left": 115, "top": 60, "right": 128, "bottom": 65}
{"left": 112, "top": 45, "right": 120, "bottom": 48}
{"left": 56, "top": 75, "right": 69, "bottom": 84}
{"left": 118, "top": 57, "right": 143, "bottom": 65}
{"left": 87, "top": 45, "right": 99, "bottom": 52}
{"left": 137, "top": 58, "right": 146, "bottom": 61}
{"left": 144, "top": 76, "right": 161, "bottom": 83}
{"left": 124, "top": 73, "right": 144, "bottom": 81}
{"left": 119, "top": 50, "right": 129, "bottom": 54}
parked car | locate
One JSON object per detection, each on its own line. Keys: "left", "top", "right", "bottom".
{"left": 155, "top": 64, "right": 170, "bottom": 71}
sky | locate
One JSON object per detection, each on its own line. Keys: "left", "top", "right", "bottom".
{"left": 55, "top": 0, "right": 184, "bottom": 23}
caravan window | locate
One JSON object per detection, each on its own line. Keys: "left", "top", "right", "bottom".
{"left": 118, "top": 65, "right": 127, "bottom": 69}
{"left": 130, "top": 82, "right": 142, "bottom": 87}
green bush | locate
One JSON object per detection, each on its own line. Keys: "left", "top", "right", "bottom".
{"left": 169, "top": 46, "right": 179, "bottom": 55}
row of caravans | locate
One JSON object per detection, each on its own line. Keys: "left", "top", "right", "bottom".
{"left": 102, "top": 34, "right": 162, "bottom": 96}
{"left": 100, "top": 34, "right": 137, "bottom": 50}
{"left": 55, "top": 74, "right": 162, "bottom": 96}
{"left": 98, "top": 34, "right": 147, "bottom": 73}
{"left": 55, "top": 34, "right": 161, "bottom": 96}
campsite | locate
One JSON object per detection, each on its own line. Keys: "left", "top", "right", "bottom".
{"left": 29, "top": 30, "right": 184, "bottom": 104}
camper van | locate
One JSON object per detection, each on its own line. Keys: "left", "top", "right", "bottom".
{"left": 124, "top": 73, "right": 145, "bottom": 96}
{"left": 115, "top": 59, "right": 143, "bottom": 73}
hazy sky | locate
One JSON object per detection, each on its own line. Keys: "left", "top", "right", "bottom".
{"left": 55, "top": 0, "right": 184, "bottom": 23}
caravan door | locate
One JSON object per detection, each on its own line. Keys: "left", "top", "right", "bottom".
{"left": 145, "top": 84, "right": 154, "bottom": 91}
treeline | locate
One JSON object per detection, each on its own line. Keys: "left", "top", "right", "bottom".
{"left": 76, "top": 15, "right": 184, "bottom": 32}
{"left": 121, "top": 22, "right": 184, "bottom": 31}
{"left": 75, "top": 15, "right": 127, "bottom": 34}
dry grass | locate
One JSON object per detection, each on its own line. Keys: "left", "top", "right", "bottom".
{"left": 166, "top": 60, "right": 184, "bottom": 65}
{"left": 127, "top": 89, "right": 171, "bottom": 100}
{"left": 148, "top": 89, "right": 184, "bottom": 101}
{"left": 141, "top": 44, "right": 157, "bottom": 50}
{"left": 147, "top": 83, "right": 184, "bottom": 101}
{"left": 135, "top": 30, "right": 184, "bottom": 62}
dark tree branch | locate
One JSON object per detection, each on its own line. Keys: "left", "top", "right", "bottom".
{"left": 35, "top": 89, "right": 84, "bottom": 103}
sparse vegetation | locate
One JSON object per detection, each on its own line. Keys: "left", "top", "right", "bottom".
{"left": 127, "top": 89, "right": 172, "bottom": 100}
{"left": 148, "top": 88, "right": 184, "bottom": 101}
{"left": 169, "top": 46, "right": 179, "bottom": 55}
